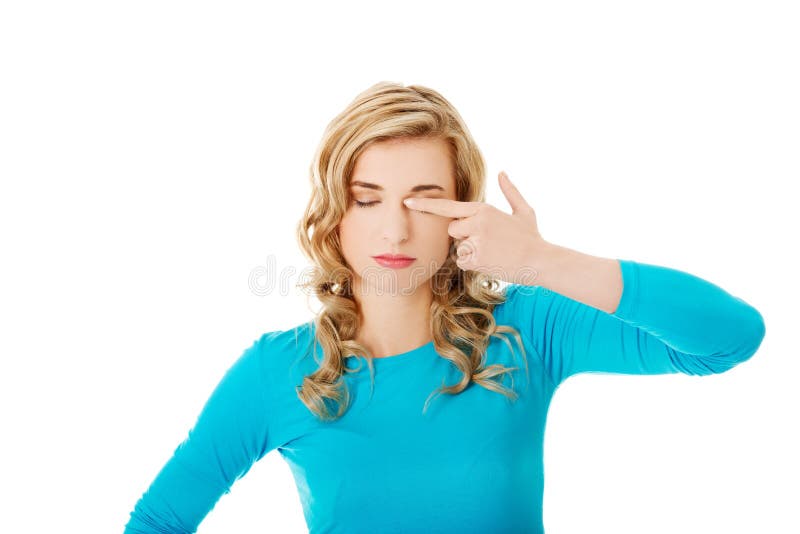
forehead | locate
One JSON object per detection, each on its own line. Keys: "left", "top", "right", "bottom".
{"left": 350, "top": 137, "right": 454, "bottom": 192}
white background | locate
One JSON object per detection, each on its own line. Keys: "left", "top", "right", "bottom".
{"left": 1, "top": 1, "right": 796, "bottom": 533}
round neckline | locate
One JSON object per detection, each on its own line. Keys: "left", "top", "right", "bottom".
{"left": 343, "top": 339, "right": 436, "bottom": 370}
{"left": 306, "top": 320, "right": 436, "bottom": 369}
{"left": 366, "top": 339, "right": 436, "bottom": 366}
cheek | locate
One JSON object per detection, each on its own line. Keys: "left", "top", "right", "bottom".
{"left": 338, "top": 211, "right": 362, "bottom": 237}
{"left": 422, "top": 223, "right": 454, "bottom": 255}
{"left": 337, "top": 217, "right": 357, "bottom": 252}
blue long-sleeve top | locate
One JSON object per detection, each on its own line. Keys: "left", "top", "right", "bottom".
{"left": 124, "top": 259, "right": 766, "bottom": 533}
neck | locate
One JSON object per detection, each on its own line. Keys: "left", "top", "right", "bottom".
{"left": 353, "top": 279, "right": 434, "bottom": 358}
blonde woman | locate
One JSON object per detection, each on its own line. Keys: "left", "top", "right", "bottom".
{"left": 124, "top": 81, "right": 766, "bottom": 533}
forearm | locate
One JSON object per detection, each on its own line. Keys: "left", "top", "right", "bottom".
{"left": 528, "top": 240, "right": 623, "bottom": 315}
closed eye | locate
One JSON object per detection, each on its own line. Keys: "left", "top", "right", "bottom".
{"left": 352, "top": 199, "right": 435, "bottom": 211}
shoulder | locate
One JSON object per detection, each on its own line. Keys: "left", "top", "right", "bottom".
{"left": 252, "top": 320, "right": 315, "bottom": 355}
{"left": 492, "top": 283, "right": 544, "bottom": 320}
{"left": 498, "top": 282, "right": 542, "bottom": 301}
{"left": 246, "top": 320, "right": 318, "bottom": 383}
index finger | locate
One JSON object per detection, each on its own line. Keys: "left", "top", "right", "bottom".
{"left": 403, "top": 198, "right": 481, "bottom": 219}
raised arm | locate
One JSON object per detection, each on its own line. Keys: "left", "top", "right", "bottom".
{"left": 124, "top": 334, "right": 276, "bottom": 533}
{"left": 502, "top": 256, "right": 766, "bottom": 388}
{"left": 401, "top": 175, "right": 766, "bottom": 389}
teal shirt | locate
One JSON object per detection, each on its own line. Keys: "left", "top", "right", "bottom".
{"left": 124, "top": 259, "right": 766, "bottom": 533}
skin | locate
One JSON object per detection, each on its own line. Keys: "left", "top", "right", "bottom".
{"left": 404, "top": 172, "right": 623, "bottom": 315}
{"left": 337, "top": 136, "right": 623, "bottom": 359}
{"left": 337, "top": 136, "right": 457, "bottom": 358}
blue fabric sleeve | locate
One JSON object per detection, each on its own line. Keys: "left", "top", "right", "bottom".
{"left": 124, "top": 334, "right": 275, "bottom": 533}
{"left": 504, "top": 259, "right": 766, "bottom": 388}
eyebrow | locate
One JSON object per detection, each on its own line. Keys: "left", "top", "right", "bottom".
{"left": 350, "top": 181, "right": 445, "bottom": 193}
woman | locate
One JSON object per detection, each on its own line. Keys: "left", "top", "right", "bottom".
{"left": 124, "top": 81, "right": 766, "bottom": 533}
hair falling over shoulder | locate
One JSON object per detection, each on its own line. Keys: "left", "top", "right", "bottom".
{"left": 294, "top": 81, "right": 528, "bottom": 422}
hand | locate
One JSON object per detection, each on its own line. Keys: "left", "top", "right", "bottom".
{"left": 403, "top": 171, "right": 548, "bottom": 286}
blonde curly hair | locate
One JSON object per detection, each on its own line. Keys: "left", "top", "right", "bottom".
{"left": 294, "top": 81, "right": 529, "bottom": 422}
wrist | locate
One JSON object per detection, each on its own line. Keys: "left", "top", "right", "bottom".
{"left": 516, "top": 237, "right": 557, "bottom": 287}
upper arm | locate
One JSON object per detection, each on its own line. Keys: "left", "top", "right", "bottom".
{"left": 506, "top": 284, "right": 702, "bottom": 387}
{"left": 499, "top": 260, "right": 765, "bottom": 388}
{"left": 124, "top": 334, "right": 276, "bottom": 533}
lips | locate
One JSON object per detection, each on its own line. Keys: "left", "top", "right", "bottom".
{"left": 373, "top": 254, "right": 416, "bottom": 269}
{"left": 373, "top": 254, "right": 416, "bottom": 260}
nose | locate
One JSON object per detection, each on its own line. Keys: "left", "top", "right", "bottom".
{"left": 381, "top": 200, "right": 411, "bottom": 244}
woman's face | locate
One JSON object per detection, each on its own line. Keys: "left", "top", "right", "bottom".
{"left": 337, "top": 136, "right": 457, "bottom": 297}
